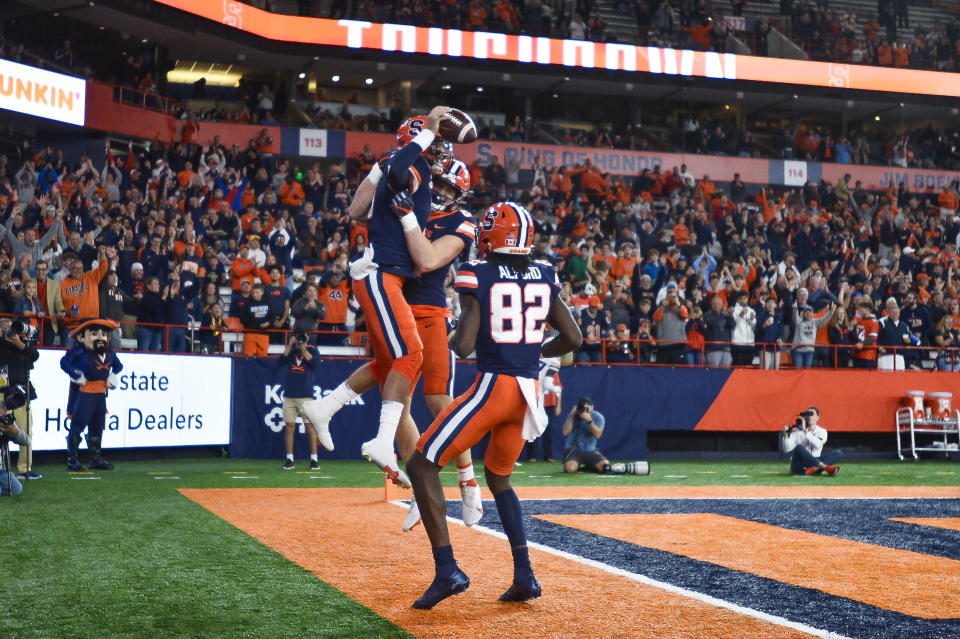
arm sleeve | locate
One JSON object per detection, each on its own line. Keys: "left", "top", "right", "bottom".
{"left": 385, "top": 131, "right": 435, "bottom": 192}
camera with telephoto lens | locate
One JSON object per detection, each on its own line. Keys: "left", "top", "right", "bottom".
{"left": 0, "top": 384, "right": 27, "bottom": 425}
{"left": 2, "top": 319, "right": 39, "bottom": 345}
{"left": 295, "top": 332, "right": 308, "bottom": 346}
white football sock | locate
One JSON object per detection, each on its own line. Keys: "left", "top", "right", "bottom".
{"left": 375, "top": 400, "right": 404, "bottom": 445}
{"left": 327, "top": 381, "right": 360, "bottom": 412}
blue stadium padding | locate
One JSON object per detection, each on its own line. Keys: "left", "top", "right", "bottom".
{"left": 228, "top": 359, "right": 731, "bottom": 461}
{"left": 280, "top": 127, "right": 300, "bottom": 156}
{"left": 326, "top": 130, "right": 346, "bottom": 158}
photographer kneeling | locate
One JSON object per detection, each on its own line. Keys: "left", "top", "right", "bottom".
{"left": 0, "top": 385, "right": 31, "bottom": 496}
{"left": 782, "top": 406, "right": 841, "bottom": 476}
{"left": 562, "top": 398, "right": 647, "bottom": 475}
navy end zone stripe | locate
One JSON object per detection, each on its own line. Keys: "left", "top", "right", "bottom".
{"left": 424, "top": 372, "right": 494, "bottom": 462}
{"left": 366, "top": 272, "right": 407, "bottom": 359}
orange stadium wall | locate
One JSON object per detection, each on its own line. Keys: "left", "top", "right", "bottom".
{"left": 84, "top": 81, "right": 281, "bottom": 149}
{"left": 550, "top": 365, "right": 960, "bottom": 435}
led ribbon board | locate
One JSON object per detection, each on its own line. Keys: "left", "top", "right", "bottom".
{"left": 154, "top": 0, "right": 960, "bottom": 97}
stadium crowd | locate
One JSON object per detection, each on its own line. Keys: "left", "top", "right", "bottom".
{"left": 2, "top": 123, "right": 960, "bottom": 369}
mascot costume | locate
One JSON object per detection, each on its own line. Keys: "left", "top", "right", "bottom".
{"left": 60, "top": 319, "right": 123, "bottom": 471}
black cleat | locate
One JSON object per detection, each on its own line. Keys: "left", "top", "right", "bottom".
{"left": 499, "top": 574, "right": 542, "bottom": 603}
{"left": 67, "top": 458, "right": 85, "bottom": 472}
{"left": 281, "top": 459, "right": 295, "bottom": 470}
{"left": 88, "top": 456, "right": 114, "bottom": 470}
{"left": 412, "top": 568, "right": 470, "bottom": 610}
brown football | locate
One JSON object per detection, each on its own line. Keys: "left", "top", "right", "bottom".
{"left": 438, "top": 108, "right": 478, "bottom": 144}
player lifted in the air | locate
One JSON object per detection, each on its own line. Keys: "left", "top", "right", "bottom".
{"left": 405, "top": 201, "right": 583, "bottom": 610}
{"left": 304, "top": 149, "right": 485, "bottom": 528}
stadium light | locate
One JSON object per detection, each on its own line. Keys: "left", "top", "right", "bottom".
{"left": 364, "top": 77, "right": 373, "bottom": 85}
{"left": 298, "top": 72, "right": 306, "bottom": 79}
{"left": 331, "top": 75, "right": 340, "bottom": 82}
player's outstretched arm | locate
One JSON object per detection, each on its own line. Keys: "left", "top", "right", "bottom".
{"left": 347, "top": 172, "right": 378, "bottom": 220}
{"left": 450, "top": 293, "right": 481, "bottom": 359}
{"left": 542, "top": 296, "right": 582, "bottom": 358}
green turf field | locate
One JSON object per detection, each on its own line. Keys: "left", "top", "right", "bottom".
{"left": 0, "top": 458, "right": 957, "bottom": 639}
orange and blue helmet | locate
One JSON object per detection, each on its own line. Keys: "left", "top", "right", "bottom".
{"left": 477, "top": 201, "right": 534, "bottom": 258}
{"left": 431, "top": 159, "right": 471, "bottom": 212}
{"left": 395, "top": 115, "right": 429, "bottom": 149}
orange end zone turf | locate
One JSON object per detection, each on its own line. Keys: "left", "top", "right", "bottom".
{"left": 179, "top": 486, "right": 960, "bottom": 638}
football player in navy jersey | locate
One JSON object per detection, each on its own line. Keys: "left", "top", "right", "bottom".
{"left": 405, "top": 202, "right": 582, "bottom": 610}
{"left": 303, "top": 156, "right": 486, "bottom": 528}
{"left": 337, "top": 106, "right": 452, "bottom": 484}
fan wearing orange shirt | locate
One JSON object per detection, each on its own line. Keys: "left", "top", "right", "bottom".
{"left": 60, "top": 246, "right": 110, "bottom": 337}
{"left": 318, "top": 268, "right": 350, "bottom": 331}
{"left": 939, "top": 187, "right": 958, "bottom": 219}
{"left": 852, "top": 300, "right": 879, "bottom": 369}
{"left": 698, "top": 175, "right": 716, "bottom": 203}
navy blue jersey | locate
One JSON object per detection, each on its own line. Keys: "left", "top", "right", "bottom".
{"left": 369, "top": 152, "right": 432, "bottom": 278}
{"left": 578, "top": 309, "right": 610, "bottom": 350}
{"left": 403, "top": 209, "right": 476, "bottom": 308}
{"left": 455, "top": 259, "right": 560, "bottom": 377}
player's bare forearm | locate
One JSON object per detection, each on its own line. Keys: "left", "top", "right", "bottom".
{"left": 405, "top": 234, "right": 464, "bottom": 274}
{"left": 348, "top": 176, "right": 377, "bottom": 220}
{"left": 542, "top": 297, "right": 582, "bottom": 358}
{"left": 451, "top": 294, "right": 480, "bottom": 358}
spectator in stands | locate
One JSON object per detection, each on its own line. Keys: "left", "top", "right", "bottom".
{"left": 756, "top": 295, "right": 784, "bottom": 369}
{"left": 934, "top": 315, "right": 960, "bottom": 371}
{"left": 291, "top": 283, "right": 326, "bottom": 339}
{"left": 239, "top": 283, "right": 272, "bottom": 356}
{"left": 605, "top": 324, "right": 637, "bottom": 363}
{"left": 33, "top": 260, "right": 64, "bottom": 346}
{"left": 136, "top": 276, "right": 165, "bottom": 352}
{"left": 828, "top": 306, "right": 854, "bottom": 368}
{"left": 199, "top": 302, "right": 225, "bottom": 354}
{"left": 793, "top": 298, "right": 834, "bottom": 367}
{"left": 877, "top": 297, "right": 916, "bottom": 369}
{"left": 653, "top": 284, "right": 689, "bottom": 365}
{"left": 703, "top": 295, "right": 735, "bottom": 367}
{"left": 317, "top": 266, "right": 349, "bottom": 332}
{"left": 98, "top": 271, "right": 130, "bottom": 350}
{"left": 852, "top": 300, "right": 880, "bottom": 369}
{"left": 164, "top": 276, "right": 191, "bottom": 353}
{"left": 576, "top": 296, "right": 609, "bottom": 363}
{"left": 731, "top": 290, "right": 757, "bottom": 366}
{"left": 59, "top": 247, "right": 109, "bottom": 345}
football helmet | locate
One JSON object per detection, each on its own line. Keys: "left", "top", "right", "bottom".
{"left": 428, "top": 139, "right": 454, "bottom": 176}
{"left": 431, "top": 159, "right": 470, "bottom": 212}
{"left": 396, "top": 115, "right": 429, "bottom": 150}
{"left": 477, "top": 201, "right": 534, "bottom": 258}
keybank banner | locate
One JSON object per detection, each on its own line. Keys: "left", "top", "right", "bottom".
{"left": 0, "top": 58, "right": 86, "bottom": 126}
{"left": 229, "top": 357, "right": 484, "bottom": 460}
{"left": 11, "top": 349, "right": 232, "bottom": 452}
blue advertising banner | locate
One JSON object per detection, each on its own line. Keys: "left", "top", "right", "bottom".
{"left": 228, "top": 358, "right": 732, "bottom": 462}
{"left": 229, "top": 357, "right": 480, "bottom": 461}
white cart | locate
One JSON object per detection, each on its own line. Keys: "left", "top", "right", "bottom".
{"left": 896, "top": 407, "right": 960, "bottom": 460}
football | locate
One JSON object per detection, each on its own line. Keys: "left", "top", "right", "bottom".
{"left": 438, "top": 108, "right": 478, "bottom": 144}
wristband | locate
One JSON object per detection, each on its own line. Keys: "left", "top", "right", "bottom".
{"left": 399, "top": 213, "right": 419, "bottom": 232}
{"left": 411, "top": 129, "right": 436, "bottom": 153}
{"left": 367, "top": 162, "right": 383, "bottom": 186}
